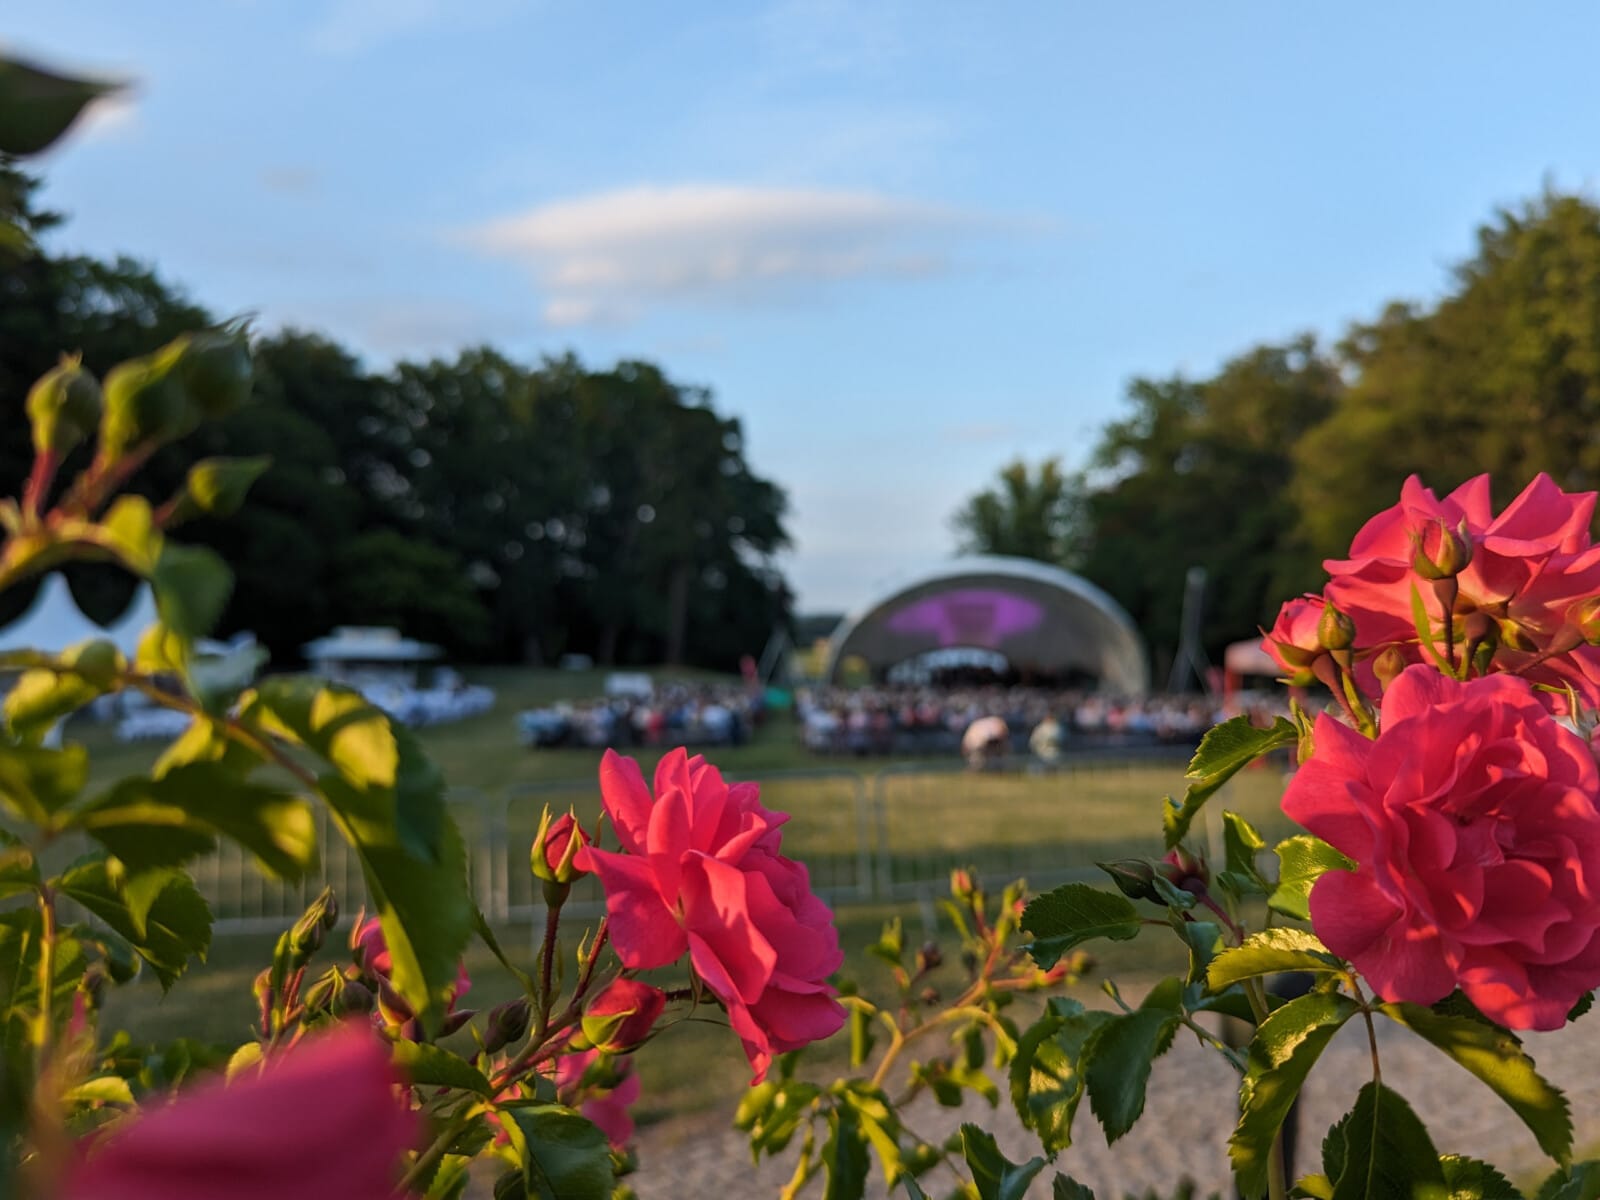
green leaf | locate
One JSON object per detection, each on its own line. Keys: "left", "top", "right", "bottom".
{"left": 1270, "top": 835, "right": 1356, "bottom": 922}
{"left": 837, "top": 1084, "right": 904, "bottom": 1188}
{"left": 497, "top": 1104, "right": 614, "bottom": 1200}
{"left": 390, "top": 1040, "right": 492, "bottom": 1096}
{"left": 74, "top": 763, "right": 317, "bottom": 880}
{"left": 1009, "top": 1000, "right": 1113, "bottom": 1154}
{"left": 822, "top": 1106, "right": 871, "bottom": 1200}
{"left": 1053, "top": 1177, "right": 1096, "bottom": 1200}
{"left": 1379, "top": 1002, "right": 1571, "bottom": 1164}
{"left": 1438, "top": 1155, "right": 1521, "bottom": 1199}
{"left": 0, "top": 834, "right": 40, "bottom": 901}
{"left": 98, "top": 495, "right": 162, "bottom": 574}
{"left": 1083, "top": 1007, "right": 1179, "bottom": 1143}
{"left": 1410, "top": 582, "right": 1458, "bottom": 676}
{"left": 61, "top": 1075, "right": 135, "bottom": 1107}
{"left": 1230, "top": 992, "right": 1360, "bottom": 1197}
{"left": 1567, "top": 992, "right": 1593, "bottom": 1023}
{"left": 735, "top": 1079, "right": 818, "bottom": 1160}
{"left": 3, "top": 640, "right": 121, "bottom": 737}
{"left": 1164, "top": 715, "right": 1297, "bottom": 847}
{"left": 848, "top": 1003, "right": 875, "bottom": 1068}
{"left": 1206, "top": 929, "right": 1344, "bottom": 993}
{"left": 247, "top": 678, "right": 471, "bottom": 1030}
{"left": 424, "top": 1155, "right": 473, "bottom": 1200}
{"left": 153, "top": 542, "right": 233, "bottom": 639}
{"left": 1327, "top": 1082, "right": 1447, "bottom": 1200}
{"left": 183, "top": 456, "right": 271, "bottom": 517}
{"left": 1021, "top": 884, "right": 1141, "bottom": 969}
{"left": 0, "top": 55, "right": 120, "bottom": 155}
{"left": 1217, "top": 809, "right": 1269, "bottom": 899}
{"left": 226, "top": 1041, "right": 264, "bottom": 1081}
{"left": 0, "top": 743, "right": 88, "bottom": 825}
{"left": 1169, "top": 913, "right": 1224, "bottom": 986}
{"left": 1537, "top": 1162, "right": 1600, "bottom": 1200}
{"left": 54, "top": 858, "right": 210, "bottom": 989}
{"left": 961, "top": 1124, "right": 1047, "bottom": 1200}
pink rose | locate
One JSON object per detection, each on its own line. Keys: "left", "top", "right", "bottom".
{"left": 1261, "top": 595, "right": 1328, "bottom": 681}
{"left": 577, "top": 748, "right": 845, "bottom": 1082}
{"left": 61, "top": 1025, "right": 416, "bottom": 1200}
{"left": 581, "top": 978, "right": 666, "bottom": 1052}
{"left": 555, "top": 1048, "right": 641, "bottom": 1150}
{"left": 1323, "top": 473, "right": 1600, "bottom": 707}
{"left": 1284, "top": 664, "right": 1600, "bottom": 1029}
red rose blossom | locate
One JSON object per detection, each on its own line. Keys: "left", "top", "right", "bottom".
{"left": 61, "top": 1025, "right": 416, "bottom": 1200}
{"left": 1283, "top": 664, "right": 1600, "bottom": 1029}
{"left": 1323, "top": 473, "right": 1600, "bottom": 708}
{"left": 576, "top": 748, "right": 845, "bottom": 1082}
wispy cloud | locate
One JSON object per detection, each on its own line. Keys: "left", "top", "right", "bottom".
{"left": 307, "top": 0, "right": 529, "bottom": 55}
{"left": 462, "top": 183, "right": 978, "bottom": 327}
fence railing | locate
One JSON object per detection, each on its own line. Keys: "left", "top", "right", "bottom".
{"left": 188, "top": 749, "right": 1293, "bottom": 934}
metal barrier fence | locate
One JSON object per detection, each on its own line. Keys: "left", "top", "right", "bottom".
{"left": 188, "top": 750, "right": 1291, "bottom": 935}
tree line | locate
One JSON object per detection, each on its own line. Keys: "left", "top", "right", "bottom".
{"left": 954, "top": 189, "right": 1600, "bottom": 681}
{"left": 0, "top": 166, "right": 790, "bottom": 668}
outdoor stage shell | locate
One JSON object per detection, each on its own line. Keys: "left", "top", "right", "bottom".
{"left": 822, "top": 555, "right": 1150, "bottom": 694}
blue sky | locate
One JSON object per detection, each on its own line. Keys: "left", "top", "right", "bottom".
{"left": 8, "top": 2, "right": 1600, "bottom": 612}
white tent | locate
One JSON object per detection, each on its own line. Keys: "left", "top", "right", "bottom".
{"left": 0, "top": 574, "right": 155, "bottom": 660}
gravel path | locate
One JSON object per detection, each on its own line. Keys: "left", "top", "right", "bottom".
{"left": 632, "top": 1006, "right": 1600, "bottom": 1198}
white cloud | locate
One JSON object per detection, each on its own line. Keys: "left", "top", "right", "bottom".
{"left": 308, "top": 0, "right": 529, "bottom": 55}
{"left": 463, "top": 184, "right": 974, "bottom": 327}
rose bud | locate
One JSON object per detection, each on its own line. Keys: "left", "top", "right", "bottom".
{"left": 915, "top": 942, "right": 942, "bottom": 972}
{"left": 1371, "top": 644, "right": 1410, "bottom": 691}
{"left": 1098, "top": 858, "right": 1159, "bottom": 902}
{"left": 337, "top": 979, "right": 375, "bottom": 1015}
{"left": 532, "top": 810, "right": 591, "bottom": 885}
{"left": 580, "top": 979, "right": 667, "bottom": 1053}
{"left": 27, "top": 353, "right": 102, "bottom": 458}
{"left": 1316, "top": 601, "right": 1357, "bottom": 653}
{"left": 949, "top": 868, "right": 978, "bottom": 903}
{"left": 1411, "top": 518, "right": 1473, "bottom": 581}
{"left": 1161, "top": 846, "right": 1209, "bottom": 895}
{"left": 438, "top": 1008, "right": 478, "bottom": 1039}
{"left": 483, "top": 997, "right": 532, "bottom": 1054}
{"left": 1569, "top": 597, "right": 1600, "bottom": 647}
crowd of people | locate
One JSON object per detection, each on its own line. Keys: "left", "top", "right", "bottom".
{"left": 793, "top": 684, "right": 1286, "bottom": 763}
{"left": 518, "top": 682, "right": 764, "bottom": 750}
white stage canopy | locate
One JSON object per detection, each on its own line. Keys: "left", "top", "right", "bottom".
{"left": 0, "top": 574, "right": 156, "bottom": 660}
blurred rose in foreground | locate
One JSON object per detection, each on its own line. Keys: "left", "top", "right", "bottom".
{"left": 61, "top": 1024, "right": 416, "bottom": 1200}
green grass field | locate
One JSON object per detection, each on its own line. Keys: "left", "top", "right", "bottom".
{"left": 84, "top": 666, "right": 1298, "bottom": 1124}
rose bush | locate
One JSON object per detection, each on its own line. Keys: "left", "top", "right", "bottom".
{"left": 1284, "top": 664, "right": 1600, "bottom": 1028}
{"left": 576, "top": 748, "right": 845, "bottom": 1082}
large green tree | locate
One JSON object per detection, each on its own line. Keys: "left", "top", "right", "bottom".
{"left": 1076, "top": 337, "right": 1342, "bottom": 671}
{"left": 0, "top": 169, "right": 794, "bottom": 668}
{"left": 950, "top": 458, "right": 1086, "bottom": 567}
{"left": 1291, "top": 190, "right": 1600, "bottom": 567}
